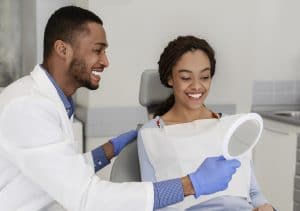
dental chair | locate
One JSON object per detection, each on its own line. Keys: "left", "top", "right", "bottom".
{"left": 110, "top": 69, "right": 172, "bottom": 182}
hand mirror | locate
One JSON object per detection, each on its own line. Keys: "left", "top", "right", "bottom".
{"left": 222, "top": 113, "right": 263, "bottom": 159}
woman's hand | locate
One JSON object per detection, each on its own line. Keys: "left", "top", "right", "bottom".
{"left": 253, "top": 203, "right": 274, "bottom": 211}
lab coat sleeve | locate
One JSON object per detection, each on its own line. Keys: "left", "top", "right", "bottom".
{"left": 0, "top": 97, "right": 154, "bottom": 211}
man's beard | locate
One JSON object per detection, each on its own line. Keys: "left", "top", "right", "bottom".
{"left": 69, "top": 58, "right": 98, "bottom": 90}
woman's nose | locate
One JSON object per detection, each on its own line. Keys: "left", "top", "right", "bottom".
{"left": 191, "top": 79, "right": 204, "bottom": 90}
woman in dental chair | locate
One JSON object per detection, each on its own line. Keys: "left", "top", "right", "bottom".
{"left": 137, "top": 35, "right": 274, "bottom": 211}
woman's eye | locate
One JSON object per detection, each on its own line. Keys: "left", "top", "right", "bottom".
{"left": 200, "top": 76, "right": 210, "bottom": 80}
{"left": 181, "top": 77, "right": 191, "bottom": 81}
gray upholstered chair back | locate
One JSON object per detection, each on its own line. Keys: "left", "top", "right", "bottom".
{"left": 139, "top": 69, "right": 172, "bottom": 114}
{"left": 109, "top": 140, "right": 141, "bottom": 182}
{"left": 110, "top": 70, "right": 171, "bottom": 182}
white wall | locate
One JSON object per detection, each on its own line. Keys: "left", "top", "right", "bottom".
{"left": 21, "top": 0, "right": 300, "bottom": 111}
{"left": 253, "top": 0, "right": 300, "bottom": 80}
{"left": 87, "top": 0, "right": 300, "bottom": 113}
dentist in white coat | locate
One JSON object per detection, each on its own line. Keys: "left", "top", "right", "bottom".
{"left": 0, "top": 6, "right": 241, "bottom": 211}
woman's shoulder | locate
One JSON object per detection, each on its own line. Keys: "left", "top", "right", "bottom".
{"left": 138, "top": 118, "right": 159, "bottom": 143}
{"left": 140, "top": 116, "right": 161, "bottom": 130}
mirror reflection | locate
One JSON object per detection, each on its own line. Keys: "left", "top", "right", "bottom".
{"left": 227, "top": 119, "right": 261, "bottom": 157}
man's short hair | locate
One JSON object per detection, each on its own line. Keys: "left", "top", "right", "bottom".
{"left": 43, "top": 6, "right": 103, "bottom": 60}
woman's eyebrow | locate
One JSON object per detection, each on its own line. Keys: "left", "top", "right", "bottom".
{"left": 200, "top": 68, "right": 211, "bottom": 72}
{"left": 178, "top": 67, "right": 210, "bottom": 73}
{"left": 178, "top": 69, "right": 192, "bottom": 73}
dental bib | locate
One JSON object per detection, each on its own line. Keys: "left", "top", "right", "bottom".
{"left": 141, "top": 114, "right": 252, "bottom": 210}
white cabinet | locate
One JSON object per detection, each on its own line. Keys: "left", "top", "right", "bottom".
{"left": 253, "top": 118, "right": 298, "bottom": 211}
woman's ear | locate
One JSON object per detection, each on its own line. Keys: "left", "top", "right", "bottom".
{"left": 167, "top": 77, "right": 174, "bottom": 87}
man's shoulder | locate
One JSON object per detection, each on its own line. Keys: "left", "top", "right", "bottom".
{"left": 0, "top": 76, "right": 33, "bottom": 105}
{"left": 0, "top": 75, "right": 58, "bottom": 115}
{"left": 1, "top": 75, "right": 33, "bottom": 95}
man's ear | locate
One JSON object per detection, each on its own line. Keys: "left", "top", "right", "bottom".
{"left": 53, "top": 40, "right": 71, "bottom": 59}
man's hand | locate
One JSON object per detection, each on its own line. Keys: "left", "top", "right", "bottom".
{"left": 110, "top": 130, "right": 137, "bottom": 156}
{"left": 188, "top": 156, "right": 241, "bottom": 198}
{"left": 253, "top": 204, "right": 274, "bottom": 211}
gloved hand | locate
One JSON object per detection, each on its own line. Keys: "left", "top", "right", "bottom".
{"left": 110, "top": 130, "right": 137, "bottom": 156}
{"left": 188, "top": 155, "right": 241, "bottom": 198}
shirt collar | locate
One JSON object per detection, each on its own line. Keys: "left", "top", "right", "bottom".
{"left": 41, "top": 65, "right": 74, "bottom": 118}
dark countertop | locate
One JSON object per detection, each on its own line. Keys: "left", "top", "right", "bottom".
{"left": 251, "top": 104, "right": 300, "bottom": 126}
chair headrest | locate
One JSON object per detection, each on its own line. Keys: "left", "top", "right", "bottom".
{"left": 139, "top": 69, "right": 172, "bottom": 107}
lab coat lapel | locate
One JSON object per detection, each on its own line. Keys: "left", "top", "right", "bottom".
{"left": 30, "top": 65, "right": 75, "bottom": 142}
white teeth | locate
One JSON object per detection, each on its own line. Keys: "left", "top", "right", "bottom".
{"left": 93, "top": 68, "right": 102, "bottom": 72}
{"left": 187, "top": 93, "right": 202, "bottom": 99}
{"left": 92, "top": 71, "right": 101, "bottom": 77}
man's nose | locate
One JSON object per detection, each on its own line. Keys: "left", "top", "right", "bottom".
{"left": 100, "top": 52, "right": 109, "bottom": 68}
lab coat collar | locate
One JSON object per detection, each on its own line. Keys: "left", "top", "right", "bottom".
{"left": 42, "top": 67, "right": 74, "bottom": 118}
{"left": 30, "top": 65, "right": 72, "bottom": 120}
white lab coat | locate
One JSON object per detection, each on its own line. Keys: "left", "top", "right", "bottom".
{"left": 0, "top": 65, "right": 154, "bottom": 211}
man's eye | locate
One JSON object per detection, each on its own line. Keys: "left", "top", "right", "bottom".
{"left": 94, "top": 49, "right": 103, "bottom": 54}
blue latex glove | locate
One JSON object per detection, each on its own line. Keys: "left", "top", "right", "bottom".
{"left": 110, "top": 130, "right": 137, "bottom": 156}
{"left": 188, "top": 155, "right": 241, "bottom": 198}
